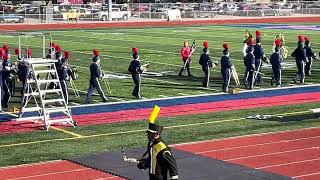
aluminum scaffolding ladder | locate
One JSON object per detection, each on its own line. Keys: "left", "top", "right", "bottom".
{"left": 17, "top": 58, "right": 77, "bottom": 130}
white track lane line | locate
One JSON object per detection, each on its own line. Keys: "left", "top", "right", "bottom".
{"left": 173, "top": 126, "right": 320, "bottom": 147}
{"left": 256, "top": 157, "right": 320, "bottom": 169}
{"left": 225, "top": 146, "right": 320, "bottom": 161}
{"left": 6, "top": 168, "right": 90, "bottom": 180}
{"left": 0, "top": 160, "right": 62, "bottom": 170}
{"left": 94, "top": 177, "right": 122, "bottom": 180}
{"left": 196, "top": 135, "right": 320, "bottom": 154}
{"left": 293, "top": 172, "right": 320, "bottom": 179}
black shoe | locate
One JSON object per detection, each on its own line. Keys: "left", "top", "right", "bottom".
{"left": 178, "top": 74, "right": 183, "bottom": 77}
{"left": 103, "top": 99, "right": 108, "bottom": 102}
{"left": 293, "top": 77, "right": 297, "bottom": 84}
{"left": 188, "top": 74, "right": 194, "bottom": 77}
{"left": 270, "top": 79, "right": 274, "bottom": 86}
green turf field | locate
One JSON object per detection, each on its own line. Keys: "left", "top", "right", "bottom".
{"left": 1, "top": 25, "right": 319, "bottom": 104}
{"left": 0, "top": 24, "right": 320, "bottom": 167}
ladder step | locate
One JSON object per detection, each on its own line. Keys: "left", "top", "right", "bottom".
{"left": 32, "top": 63, "right": 54, "bottom": 67}
{"left": 21, "top": 107, "right": 42, "bottom": 112}
{"left": 43, "top": 99, "right": 65, "bottom": 104}
{"left": 16, "top": 116, "right": 44, "bottom": 121}
{"left": 35, "top": 70, "right": 56, "bottom": 74}
{"left": 24, "top": 92, "right": 40, "bottom": 96}
{"left": 47, "top": 118, "right": 74, "bottom": 124}
{"left": 27, "top": 79, "right": 36, "bottom": 84}
{"left": 40, "top": 89, "right": 62, "bottom": 94}
{"left": 45, "top": 107, "right": 69, "bottom": 113}
{"left": 37, "top": 79, "right": 59, "bottom": 84}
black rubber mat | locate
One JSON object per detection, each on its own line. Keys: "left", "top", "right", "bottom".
{"left": 67, "top": 147, "right": 292, "bottom": 180}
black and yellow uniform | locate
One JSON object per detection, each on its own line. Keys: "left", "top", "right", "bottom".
{"left": 138, "top": 123, "right": 179, "bottom": 180}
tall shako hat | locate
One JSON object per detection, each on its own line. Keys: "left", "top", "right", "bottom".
{"left": 146, "top": 106, "right": 163, "bottom": 135}
{"left": 26, "top": 48, "right": 32, "bottom": 57}
{"left": 92, "top": 49, "right": 100, "bottom": 62}
{"left": 15, "top": 48, "right": 20, "bottom": 55}
{"left": 223, "top": 43, "right": 229, "bottom": 55}
{"left": 256, "top": 31, "right": 262, "bottom": 43}
{"left": 298, "top": 35, "right": 305, "bottom": 46}
{"left": 3, "top": 44, "right": 10, "bottom": 52}
{"left": 305, "top": 36, "right": 310, "bottom": 45}
{"left": 64, "top": 51, "right": 71, "bottom": 59}
{"left": 132, "top": 47, "right": 139, "bottom": 59}
{"left": 246, "top": 38, "right": 255, "bottom": 53}
{"left": 274, "top": 39, "right": 282, "bottom": 52}
{"left": 203, "top": 41, "right": 209, "bottom": 53}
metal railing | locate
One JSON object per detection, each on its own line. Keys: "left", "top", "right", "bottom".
{"left": 0, "top": 2, "right": 319, "bottom": 24}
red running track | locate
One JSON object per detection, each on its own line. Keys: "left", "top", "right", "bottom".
{"left": 0, "top": 160, "right": 124, "bottom": 180}
{"left": 174, "top": 127, "right": 320, "bottom": 180}
{"left": 1, "top": 92, "right": 320, "bottom": 135}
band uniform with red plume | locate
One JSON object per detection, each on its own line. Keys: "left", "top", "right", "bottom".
{"left": 298, "top": 35, "right": 305, "bottom": 42}
{"left": 132, "top": 47, "right": 139, "bottom": 54}
{"left": 64, "top": 51, "right": 71, "bottom": 59}
{"left": 246, "top": 38, "right": 255, "bottom": 46}
{"left": 275, "top": 39, "right": 282, "bottom": 47}
{"left": 256, "top": 31, "right": 262, "bottom": 37}
{"left": 223, "top": 43, "right": 230, "bottom": 55}
{"left": 305, "top": 36, "right": 310, "bottom": 42}
{"left": 55, "top": 45, "right": 62, "bottom": 52}
{"left": 15, "top": 48, "right": 20, "bottom": 55}
{"left": 256, "top": 31, "right": 262, "bottom": 43}
{"left": 26, "top": 49, "right": 32, "bottom": 57}
{"left": 3, "top": 44, "right": 10, "bottom": 52}
{"left": 203, "top": 41, "right": 209, "bottom": 49}
{"left": 93, "top": 49, "right": 100, "bottom": 56}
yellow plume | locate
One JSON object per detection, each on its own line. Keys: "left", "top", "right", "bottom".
{"left": 149, "top": 105, "right": 160, "bottom": 123}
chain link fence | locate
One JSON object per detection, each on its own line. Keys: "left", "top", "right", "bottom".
{"left": 0, "top": 2, "right": 319, "bottom": 23}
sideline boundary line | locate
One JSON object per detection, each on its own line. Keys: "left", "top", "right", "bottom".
{"left": 0, "top": 110, "right": 312, "bottom": 148}
{"left": 50, "top": 126, "right": 83, "bottom": 138}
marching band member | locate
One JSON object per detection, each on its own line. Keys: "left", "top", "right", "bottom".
{"left": 304, "top": 36, "right": 317, "bottom": 76}
{"left": 220, "top": 43, "right": 233, "bottom": 92}
{"left": 199, "top": 41, "right": 214, "bottom": 87}
{"left": 85, "top": 49, "right": 108, "bottom": 103}
{"left": 270, "top": 39, "right": 283, "bottom": 87}
{"left": 253, "top": 31, "right": 266, "bottom": 84}
{"left": 1, "top": 53, "right": 14, "bottom": 108}
{"left": 26, "top": 48, "right": 32, "bottom": 58}
{"left": 3, "top": 44, "right": 11, "bottom": 60}
{"left": 244, "top": 39, "right": 256, "bottom": 89}
{"left": 291, "top": 35, "right": 307, "bottom": 84}
{"left": 57, "top": 51, "right": 71, "bottom": 104}
{"left": 137, "top": 114, "right": 178, "bottom": 180}
{"left": 242, "top": 30, "right": 253, "bottom": 62}
{"left": 16, "top": 49, "right": 29, "bottom": 96}
{"left": 273, "top": 33, "right": 288, "bottom": 59}
{"left": 178, "top": 41, "right": 196, "bottom": 77}
{"left": 128, "top": 47, "right": 147, "bottom": 99}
